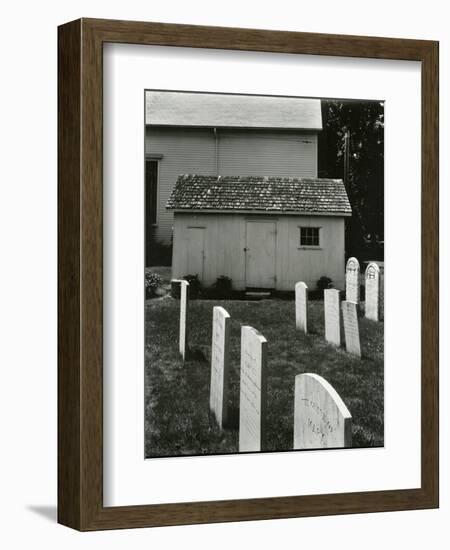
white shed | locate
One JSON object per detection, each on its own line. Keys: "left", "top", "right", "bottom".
{"left": 167, "top": 175, "right": 352, "bottom": 291}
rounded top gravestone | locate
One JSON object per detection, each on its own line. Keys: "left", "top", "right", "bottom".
{"left": 365, "top": 262, "right": 380, "bottom": 279}
{"left": 365, "top": 262, "right": 381, "bottom": 321}
{"left": 294, "top": 373, "right": 352, "bottom": 449}
{"left": 345, "top": 257, "right": 360, "bottom": 304}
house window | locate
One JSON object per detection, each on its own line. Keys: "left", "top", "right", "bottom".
{"left": 300, "top": 227, "right": 320, "bottom": 247}
{"left": 145, "top": 160, "right": 158, "bottom": 225}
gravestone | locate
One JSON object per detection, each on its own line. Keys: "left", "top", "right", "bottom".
{"left": 341, "top": 300, "right": 361, "bottom": 357}
{"left": 209, "top": 306, "right": 231, "bottom": 428}
{"left": 345, "top": 257, "right": 360, "bottom": 305}
{"left": 239, "top": 326, "right": 267, "bottom": 452}
{"left": 172, "top": 279, "right": 189, "bottom": 361}
{"left": 295, "top": 281, "right": 308, "bottom": 333}
{"left": 365, "top": 262, "right": 381, "bottom": 321}
{"left": 293, "top": 373, "right": 352, "bottom": 449}
{"left": 324, "top": 288, "right": 342, "bottom": 346}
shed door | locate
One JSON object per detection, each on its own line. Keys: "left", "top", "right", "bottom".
{"left": 245, "top": 221, "right": 277, "bottom": 288}
{"left": 186, "top": 227, "right": 205, "bottom": 280}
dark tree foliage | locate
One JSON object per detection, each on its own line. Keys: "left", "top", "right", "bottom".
{"left": 318, "top": 99, "right": 384, "bottom": 261}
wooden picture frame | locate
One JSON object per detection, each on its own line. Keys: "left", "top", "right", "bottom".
{"left": 58, "top": 18, "right": 439, "bottom": 531}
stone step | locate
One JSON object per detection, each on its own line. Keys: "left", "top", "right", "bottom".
{"left": 245, "top": 291, "right": 271, "bottom": 300}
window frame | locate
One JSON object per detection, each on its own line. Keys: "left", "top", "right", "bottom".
{"left": 299, "top": 226, "right": 321, "bottom": 248}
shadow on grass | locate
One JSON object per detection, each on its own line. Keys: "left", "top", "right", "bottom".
{"left": 186, "top": 346, "right": 208, "bottom": 362}
{"left": 224, "top": 406, "right": 239, "bottom": 430}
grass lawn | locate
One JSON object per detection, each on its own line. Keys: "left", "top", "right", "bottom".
{"left": 145, "top": 297, "right": 384, "bottom": 458}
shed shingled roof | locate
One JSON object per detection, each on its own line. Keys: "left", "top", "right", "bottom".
{"left": 166, "top": 175, "right": 352, "bottom": 216}
{"left": 146, "top": 92, "right": 322, "bottom": 130}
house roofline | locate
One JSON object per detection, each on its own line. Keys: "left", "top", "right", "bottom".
{"left": 167, "top": 208, "right": 351, "bottom": 217}
{"left": 146, "top": 124, "right": 322, "bottom": 132}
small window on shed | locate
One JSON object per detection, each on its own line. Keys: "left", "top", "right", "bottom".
{"left": 300, "top": 227, "right": 320, "bottom": 247}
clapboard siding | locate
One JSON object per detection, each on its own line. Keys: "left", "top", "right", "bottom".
{"left": 146, "top": 127, "right": 217, "bottom": 244}
{"left": 217, "top": 130, "right": 317, "bottom": 178}
{"left": 146, "top": 127, "right": 319, "bottom": 245}
{"left": 172, "top": 213, "right": 345, "bottom": 291}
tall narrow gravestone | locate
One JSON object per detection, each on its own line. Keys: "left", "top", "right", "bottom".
{"left": 324, "top": 288, "right": 342, "bottom": 346}
{"left": 365, "top": 262, "right": 381, "bottom": 321}
{"left": 342, "top": 300, "right": 361, "bottom": 357}
{"left": 295, "top": 281, "right": 308, "bottom": 333}
{"left": 293, "top": 373, "right": 352, "bottom": 449}
{"left": 239, "top": 326, "right": 267, "bottom": 452}
{"left": 209, "top": 306, "right": 231, "bottom": 428}
{"left": 345, "top": 257, "right": 360, "bottom": 305}
{"left": 172, "top": 279, "right": 189, "bottom": 361}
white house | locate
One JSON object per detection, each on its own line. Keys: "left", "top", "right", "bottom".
{"left": 145, "top": 91, "right": 323, "bottom": 248}
{"left": 166, "top": 175, "right": 351, "bottom": 291}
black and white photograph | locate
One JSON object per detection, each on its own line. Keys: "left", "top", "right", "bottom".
{"left": 144, "top": 89, "right": 384, "bottom": 458}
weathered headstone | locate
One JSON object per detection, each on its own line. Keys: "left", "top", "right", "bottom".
{"left": 293, "top": 373, "right": 352, "bottom": 449}
{"left": 209, "top": 306, "right": 231, "bottom": 428}
{"left": 341, "top": 300, "right": 361, "bottom": 357}
{"left": 324, "top": 288, "right": 342, "bottom": 346}
{"left": 365, "top": 262, "right": 381, "bottom": 321}
{"left": 172, "top": 279, "right": 189, "bottom": 360}
{"left": 295, "top": 281, "right": 308, "bottom": 333}
{"left": 345, "top": 257, "right": 360, "bottom": 305}
{"left": 239, "top": 326, "right": 267, "bottom": 452}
